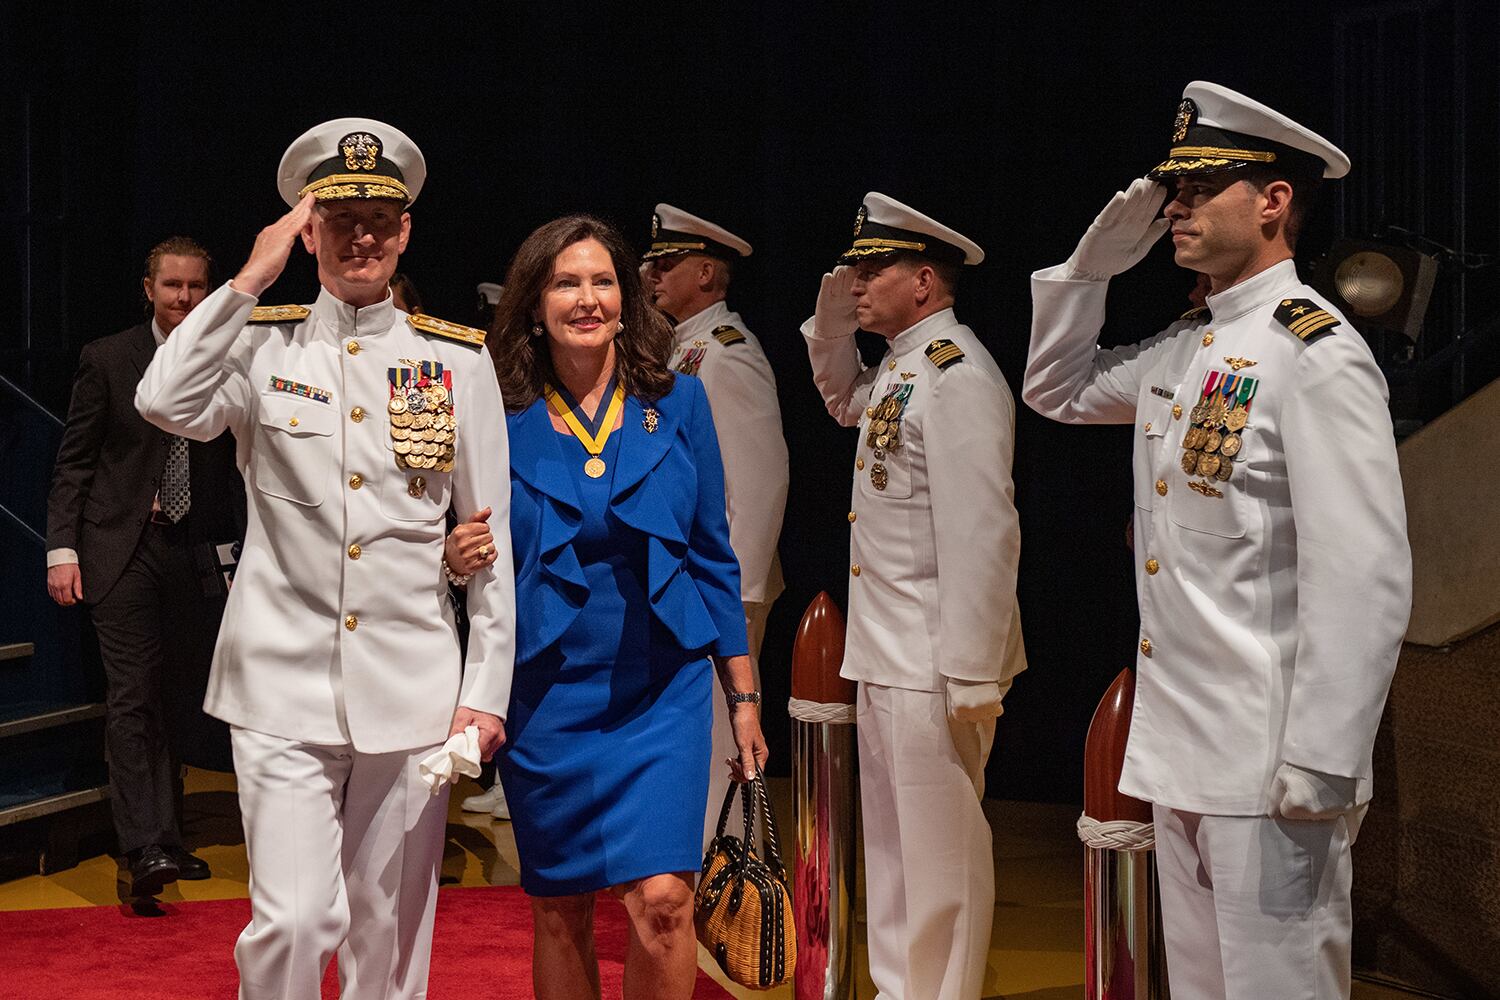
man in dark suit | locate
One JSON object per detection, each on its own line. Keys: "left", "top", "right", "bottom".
{"left": 45, "top": 237, "right": 245, "bottom": 896}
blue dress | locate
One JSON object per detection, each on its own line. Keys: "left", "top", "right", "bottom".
{"left": 500, "top": 379, "right": 746, "bottom": 896}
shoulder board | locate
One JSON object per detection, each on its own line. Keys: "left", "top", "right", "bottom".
{"left": 1273, "top": 298, "right": 1341, "bottom": 345}
{"left": 712, "top": 325, "right": 746, "bottom": 346}
{"left": 408, "top": 313, "right": 487, "bottom": 347}
{"left": 924, "top": 338, "right": 965, "bottom": 371}
{"left": 1179, "top": 305, "right": 1210, "bottom": 322}
{"left": 247, "top": 304, "right": 310, "bottom": 324}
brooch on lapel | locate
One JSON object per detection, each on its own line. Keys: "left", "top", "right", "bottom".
{"left": 643, "top": 408, "right": 659, "bottom": 433}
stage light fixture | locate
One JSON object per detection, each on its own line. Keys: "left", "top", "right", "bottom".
{"left": 1312, "top": 238, "right": 1437, "bottom": 341}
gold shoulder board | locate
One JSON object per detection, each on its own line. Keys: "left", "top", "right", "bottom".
{"left": 924, "top": 338, "right": 965, "bottom": 371}
{"left": 712, "top": 325, "right": 746, "bottom": 346}
{"left": 1272, "top": 298, "right": 1340, "bottom": 344}
{"left": 1179, "top": 305, "right": 1210, "bottom": 321}
{"left": 409, "top": 313, "right": 487, "bottom": 347}
{"left": 247, "top": 304, "right": 311, "bottom": 324}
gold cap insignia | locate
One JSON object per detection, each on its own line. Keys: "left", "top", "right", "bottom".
{"left": 1172, "top": 99, "right": 1196, "bottom": 143}
{"left": 341, "top": 132, "right": 380, "bottom": 171}
{"left": 853, "top": 204, "right": 867, "bottom": 238}
{"left": 650, "top": 213, "right": 660, "bottom": 240}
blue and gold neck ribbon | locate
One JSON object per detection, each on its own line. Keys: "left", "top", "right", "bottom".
{"left": 543, "top": 375, "right": 626, "bottom": 478}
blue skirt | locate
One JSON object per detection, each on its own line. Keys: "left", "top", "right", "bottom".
{"left": 499, "top": 647, "right": 712, "bottom": 896}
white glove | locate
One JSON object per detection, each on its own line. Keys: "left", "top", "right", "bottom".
{"left": 1269, "top": 762, "right": 1359, "bottom": 821}
{"left": 945, "top": 677, "right": 1007, "bottom": 723}
{"left": 809, "top": 266, "right": 859, "bottom": 339}
{"left": 418, "top": 725, "right": 482, "bottom": 794}
{"left": 1064, "top": 178, "right": 1172, "bottom": 280}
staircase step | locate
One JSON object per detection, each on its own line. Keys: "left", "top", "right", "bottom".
{"left": 0, "top": 642, "right": 34, "bottom": 662}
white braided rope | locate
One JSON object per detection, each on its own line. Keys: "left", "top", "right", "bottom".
{"left": 1076, "top": 813, "right": 1156, "bottom": 852}
{"left": 787, "top": 698, "right": 857, "bottom": 725}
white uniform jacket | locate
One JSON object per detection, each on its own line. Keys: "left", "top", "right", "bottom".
{"left": 1025, "top": 259, "right": 1411, "bottom": 814}
{"left": 670, "top": 302, "right": 788, "bottom": 605}
{"left": 136, "top": 284, "right": 516, "bottom": 753}
{"left": 804, "top": 308, "right": 1026, "bottom": 693}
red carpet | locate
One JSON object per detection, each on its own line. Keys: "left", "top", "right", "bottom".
{"left": 0, "top": 885, "right": 732, "bottom": 998}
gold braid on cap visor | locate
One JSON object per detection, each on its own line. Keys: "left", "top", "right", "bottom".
{"left": 299, "top": 173, "right": 411, "bottom": 202}
{"left": 1152, "top": 145, "right": 1279, "bottom": 174}
{"left": 842, "top": 237, "right": 928, "bottom": 257}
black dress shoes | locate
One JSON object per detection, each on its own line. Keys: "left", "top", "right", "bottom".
{"left": 127, "top": 845, "right": 180, "bottom": 897}
{"left": 166, "top": 846, "right": 211, "bottom": 880}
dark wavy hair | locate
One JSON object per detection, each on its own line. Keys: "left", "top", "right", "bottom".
{"left": 492, "top": 214, "right": 675, "bottom": 413}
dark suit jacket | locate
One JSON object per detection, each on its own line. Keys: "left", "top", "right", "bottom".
{"left": 506, "top": 374, "right": 748, "bottom": 665}
{"left": 46, "top": 322, "right": 245, "bottom": 603}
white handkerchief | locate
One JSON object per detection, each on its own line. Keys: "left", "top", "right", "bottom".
{"left": 418, "top": 725, "right": 482, "bottom": 794}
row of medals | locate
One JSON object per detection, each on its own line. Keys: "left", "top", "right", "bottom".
{"left": 1180, "top": 395, "right": 1246, "bottom": 482}
{"left": 389, "top": 385, "right": 456, "bottom": 472}
{"left": 864, "top": 393, "right": 906, "bottom": 491}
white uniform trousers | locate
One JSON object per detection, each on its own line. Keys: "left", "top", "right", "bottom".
{"left": 703, "top": 599, "right": 773, "bottom": 852}
{"left": 1153, "top": 804, "right": 1354, "bottom": 1000}
{"left": 231, "top": 727, "right": 449, "bottom": 1000}
{"left": 858, "top": 682, "right": 995, "bottom": 1000}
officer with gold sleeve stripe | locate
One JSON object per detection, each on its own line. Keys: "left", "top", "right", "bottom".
{"left": 802, "top": 192, "right": 1026, "bottom": 1000}
{"left": 136, "top": 118, "right": 515, "bottom": 1000}
{"left": 641, "top": 203, "right": 789, "bottom": 852}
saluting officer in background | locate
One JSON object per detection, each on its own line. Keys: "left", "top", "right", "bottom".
{"left": 803, "top": 193, "right": 1026, "bottom": 1000}
{"left": 135, "top": 118, "right": 515, "bottom": 1000}
{"left": 641, "top": 204, "right": 788, "bottom": 849}
{"left": 1024, "top": 83, "right": 1411, "bottom": 999}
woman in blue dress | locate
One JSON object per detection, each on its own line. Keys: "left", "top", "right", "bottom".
{"left": 445, "top": 214, "right": 767, "bottom": 1000}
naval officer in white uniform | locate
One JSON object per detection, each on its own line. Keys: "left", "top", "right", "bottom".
{"left": 641, "top": 204, "right": 789, "bottom": 848}
{"left": 136, "top": 118, "right": 515, "bottom": 1000}
{"left": 802, "top": 193, "right": 1027, "bottom": 999}
{"left": 1024, "top": 83, "right": 1411, "bottom": 1000}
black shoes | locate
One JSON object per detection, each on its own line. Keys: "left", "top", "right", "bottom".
{"left": 126, "top": 845, "right": 179, "bottom": 897}
{"left": 166, "top": 846, "right": 211, "bottom": 881}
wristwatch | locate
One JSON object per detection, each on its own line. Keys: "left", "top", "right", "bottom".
{"left": 727, "top": 691, "right": 762, "bottom": 709}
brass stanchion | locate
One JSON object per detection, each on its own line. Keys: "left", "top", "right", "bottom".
{"left": 789, "top": 592, "right": 857, "bottom": 1000}
{"left": 1079, "top": 668, "right": 1170, "bottom": 999}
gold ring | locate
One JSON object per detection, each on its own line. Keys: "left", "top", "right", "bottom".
{"left": 478, "top": 545, "right": 490, "bottom": 558}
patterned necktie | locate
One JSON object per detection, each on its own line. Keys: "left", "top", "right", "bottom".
{"left": 161, "top": 435, "right": 192, "bottom": 523}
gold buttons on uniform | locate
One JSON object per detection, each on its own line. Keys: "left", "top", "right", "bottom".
{"left": 350, "top": 406, "right": 365, "bottom": 423}
{"left": 349, "top": 474, "right": 364, "bottom": 490}
{"left": 847, "top": 511, "right": 857, "bottom": 523}
{"left": 851, "top": 564, "right": 861, "bottom": 577}
{"left": 1139, "top": 638, "right": 1152, "bottom": 657}
{"left": 1145, "top": 558, "right": 1160, "bottom": 575}
{"left": 888, "top": 360, "right": 896, "bottom": 370}
{"left": 856, "top": 458, "right": 865, "bottom": 471}
{"left": 288, "top": 417, "right": 299, "bottom": 427}
{"left": 347, "top": 340, "right": 361, "bottom": 355}
{"left": 408, "top": 475, "right": 427, "bottom": 499}
{"left": 348, "top": 544, "right": 362, "bottom": 560}
{"left": 345, "top": 614, "right": 359, "bottom": 631}
{"left": 1155, "top": 479, "right": 1167, "bottom": 496}
{"left": 1172, "top": 404, "right": 1183, "bottom": 419}
{"left": 1201, "top": 331, "right": 1214, "bottom": 347}
{"left": 1143, "top": 422, "right": 1152, "bottom": 432}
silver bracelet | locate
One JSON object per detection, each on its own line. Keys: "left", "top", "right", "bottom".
{"left": 442, "top": 559, "right": 472, "bottom": 588}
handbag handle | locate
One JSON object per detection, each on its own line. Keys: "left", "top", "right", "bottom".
{"left": 709, "top": 776, "right": 788, "bottom": 881}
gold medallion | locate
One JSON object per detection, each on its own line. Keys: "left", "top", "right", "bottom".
{"left": 872, "top": 419, "right": 889, "bottom": 435}
{"left": 1225, "top": 407, "right": 1249, "bottom": 431}
{"left": 1205, "top": 398, "right": 1228, "bottom": 427}
{"left": 389, "top": 395, "right": 408, "bottom": 414}
{"left": 584, "top": 457, "right": 606, "bottom": 479}
{"left": 1203, "top": 430, "right": 1222, "bottom": 453}
{"left": 1219, "top": 433, "right": 1242, "bottom": 458}
{"left": 1190, "top": 403, "right": 1208, "bottom": 424}
{"left": 1215, "top": 459, "right": 1234, "bottom": 482}
{"left": 391, "top": 411, "right": 413, "bottom": 428}
{"left": 390, "top": 427, "right": 410, "bottom": 440}
{"left": 427, "top": 385, "right": 449, "bottom": 404}
{"left": 870, "top": 462, "right": 888, "bottom": 491}
{"left": 393, "top": 439, "right": 412, "bottom": 455}
{"left": 1183, "top": 426, "right": 1203, "bottom": 449}
{"left": 1197, "top": 453, "right": 1221, "bottom": 477}
{"left": 1181, "top": 449, "right": 1199, "bottom": 474}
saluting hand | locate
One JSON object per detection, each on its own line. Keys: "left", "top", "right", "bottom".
{"left": 1065, "top": 177, "right": 1171, "bottom": 280}
{"left": 811, "top": 266, "right": 860, "bottom": 339}
{"left": 232, "top": 192, "right": 317, "bottom": 298}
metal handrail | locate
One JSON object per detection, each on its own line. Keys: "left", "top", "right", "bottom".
{"left": 0, "top": 500, "right": 44, "bottom": 548}
{"left": 0, "top": 373, "right": 64, "bottom": 429}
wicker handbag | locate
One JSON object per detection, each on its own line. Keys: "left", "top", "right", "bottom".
{"left": 695, "top": 775, "right": 796, "bottom": 989}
